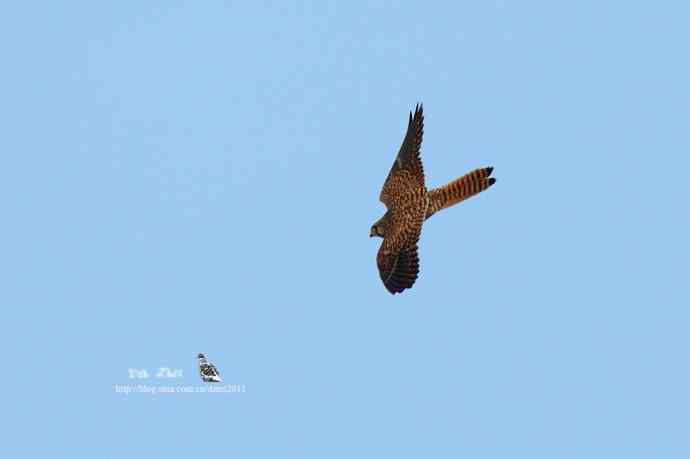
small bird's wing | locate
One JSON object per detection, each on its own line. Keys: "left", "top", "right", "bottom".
{"left": 379, "top": 104, "right": 426, "bottom": 207}
{"left": 200, "top": 362, "right": 221, "bottom": 381}
{"left": 207, "top": 363, "right": 221, "bottom": 381}
{"left": 376, "top": 200, "right": 426, "bottom": 294}
{"left": 199, "top": 364, "right": 209, "bottom": 377}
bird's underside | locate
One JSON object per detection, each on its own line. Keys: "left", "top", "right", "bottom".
{"left": 372, "top": 104, "right": 496, "bottom": 294}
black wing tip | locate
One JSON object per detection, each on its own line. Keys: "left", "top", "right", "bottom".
{"left": 409, "top": 102, "right": 424, "bottom": 123}
{"left": 486, "top": 166, "right": 494, "bottom": 176}
{"left": 488, "top": 177, "right": 496, "bottom": 186}
{"left": 385, "top": 284, "right": 408, "bottom": 294}
{"left": 381, "top": 266, "right": 418, "bottom": 295}
{"left": 383, "top": 270, "right": 418, "bottom": 294}
{"left": 383, "top": 276, "right": 412, "bottom": 294}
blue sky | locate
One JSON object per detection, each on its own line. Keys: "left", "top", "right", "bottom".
{"left": 2, "top": 1, "right": 689, "bottom": 457}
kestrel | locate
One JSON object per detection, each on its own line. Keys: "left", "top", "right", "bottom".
{"left": 198, "top": 353, "right": 222, "bottom": 382}
{"left": 370, "top": 104, "right": 496, "bottom": 294}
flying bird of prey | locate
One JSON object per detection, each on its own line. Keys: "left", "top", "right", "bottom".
{"left": 197, "top": 353, "right": 222, "bottom": 382}
{"left": 370, "top": 104, "right": 496, "bottom": 294}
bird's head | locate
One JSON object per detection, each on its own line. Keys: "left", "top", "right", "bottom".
{"left": 370, "top": 215, "right": 387, "bottom": 238}
{"left": 369, "top": 224, "right": 384, "bottom": 238}
{"left": 197, "top": 353, "right": 205, "bottom": 359}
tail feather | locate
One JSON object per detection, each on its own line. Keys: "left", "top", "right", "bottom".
{"left": 426, "top": 167, "right": 495, "bottom": 219}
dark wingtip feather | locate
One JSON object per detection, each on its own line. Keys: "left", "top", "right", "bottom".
{"left": 410, "top": 103, "right": 423, "bottom": 123}
{"left": 488, "top": 177, "right": 496, "bottom": 186}
{"left": 486, "top": 166, "right": 494, "bottom": 177}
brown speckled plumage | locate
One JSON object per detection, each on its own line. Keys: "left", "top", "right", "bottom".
{"left": 372, "top": 104, "right": 496, "bottom": 294}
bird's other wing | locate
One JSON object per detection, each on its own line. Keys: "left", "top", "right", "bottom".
{"left": 200, "top": 363, "right": 221, "bottom": 381}
{"left": 376, "top": 202, "right": 425, "bottom": 294}
{"left": 377, "top": 241, "right": 420, "bottom": 294}
{"left": 208, "top": 364, "right": 221, "bottom": 381}
{"left": 379, "top": 104, "right": 426, "bottom": 206}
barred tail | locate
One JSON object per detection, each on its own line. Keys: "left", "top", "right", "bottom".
{"left": 425, "top": 167, "right": 495, "bottom": 219}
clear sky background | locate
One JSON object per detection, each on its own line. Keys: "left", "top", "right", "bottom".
{"left": 2, "top": 1, "right": 689, "bottom": 457}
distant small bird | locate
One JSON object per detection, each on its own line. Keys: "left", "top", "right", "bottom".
{"left": 371, "top": 104, "right": 496, "bottom": 294}
{"left": 197, "top": 353, "right": 222, "bottom": 382}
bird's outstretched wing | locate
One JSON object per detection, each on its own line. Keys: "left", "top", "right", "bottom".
{"left": 376, "top": 200, "right": 426, "bottom": 294}
{"left": 379, "top": 103, "right": 426, "bottom": 207}
{"left": 377, "top": 241, "right": 420, "bottom": 294}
